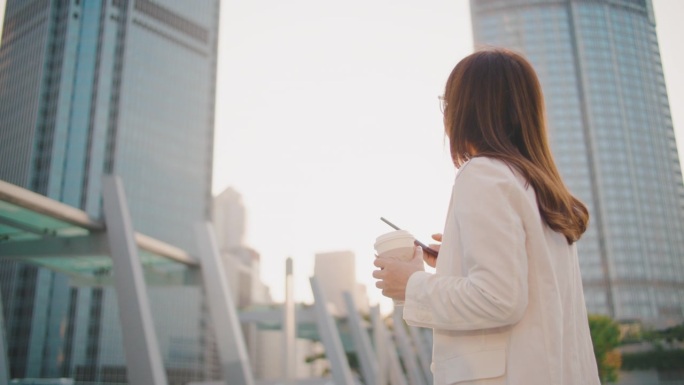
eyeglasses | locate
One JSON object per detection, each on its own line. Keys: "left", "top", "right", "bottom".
{"left": 438, "top": 95, "right": 447, "bottom": 114}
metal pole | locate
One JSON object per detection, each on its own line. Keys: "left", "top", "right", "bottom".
{"left": 343, "top": 292, "right": 377, "bottom": 385}
{"left": 309, "top": 276, "right": 355, "bottom": 385}
{"left": 102, "top": 175, "right": 168, "bottom": 385}
{"left": 408, "top": 326, "right": 432, "bottom": 383}
{"left": 371, "top": 307, "right": 407, "bottom": 385}
{"left": 370, "top": 306, "right": 387, "bottom": 385}
{"left": 194, "top": 222, "right": 254, "bottom": 385}
{"left": 284, "top": 257, "right": 296, "bottom": 383}
{"left": 392, "top": 311, "right": 425, "bottom": 385}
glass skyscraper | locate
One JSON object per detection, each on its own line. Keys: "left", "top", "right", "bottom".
{"left": 470, "top": 0, "right": 684, "bottom": 327}
{"left": 0, "top": 0, "right": 217, "bottom": 254}
{"left": 0, "top": 0, "right": 221, "bottom": 382}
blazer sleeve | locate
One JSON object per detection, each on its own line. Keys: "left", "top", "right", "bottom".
{"left": 403, "top": 161, "right": 529, "bottom": 330}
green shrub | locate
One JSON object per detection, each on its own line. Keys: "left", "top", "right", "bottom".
{"left": 589, "top": 314, "right": 622, "bottom": 383}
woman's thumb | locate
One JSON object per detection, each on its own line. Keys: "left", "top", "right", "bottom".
{"left": 413, "top": 245, "right": 424, "bottom": 260}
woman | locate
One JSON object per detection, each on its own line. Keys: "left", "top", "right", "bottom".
{"left": 372, "top": 48, "right": 601, "bottom": 385}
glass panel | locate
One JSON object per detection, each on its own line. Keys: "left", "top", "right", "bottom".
{"left": 0, "top": 201, "right": 90, "bottom": 238}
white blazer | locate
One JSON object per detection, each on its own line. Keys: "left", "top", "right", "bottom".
{"left": 403, "top": 157, "right": 601, "bottom": 385}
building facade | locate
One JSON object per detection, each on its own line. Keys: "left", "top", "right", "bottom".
{"left": 314, "top": 251, "right": 370, "bottom": 317}
{"left": 0, "top": 0, "right": 218, "bottom": 253}
{"left": 0, "top": 0, "right": 221, "bottom": 382}
{"left": 213, "top": 187, "right": 272, "bottom": 308}
{"left": 470, "top": 0, "right": 684, "bottom": 326}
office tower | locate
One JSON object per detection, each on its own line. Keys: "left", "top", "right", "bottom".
{"left": 214, "top": 187, "right": 248, "bottom": 252}
{"left": 314, "top": 251, "right": 369, "bottom": 316}
{"left": 0, "top": 0, "right": 221, "bottom": 382}
{"left": 0, "top": 0, "right": 218, "bottom": 253}
{"left": 213, "top": 187, "right": 272, "bottom": 307}
{"left": 250, "top": 330, "right": 326, "bottom": 380}
{"left": 470, "top": 0, "right": 684, "bottom": 326}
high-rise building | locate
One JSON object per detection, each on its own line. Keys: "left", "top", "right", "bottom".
{"left": 314, "top": 251, "right": 370, "bottom": 316}
{"left": 0, "top": 0, "right": 218, "bottom": 253}
{"left": 213, "top": 187, "right": 272, "bottom": 307}
{"left": 470, "top": 0, "right": 684, "bottom": 327}
{"left": 250, "top": 329, "right": 326, "bottom": 380}
{"left": 0, "top": 0, "right": 221, "bottom": 382}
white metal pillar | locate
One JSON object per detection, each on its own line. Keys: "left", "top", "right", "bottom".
{"left": 283, "top": 257, "right": 296, "bottom": 384}
{"left": 408, "top": 326, "right": 432, "bottom": 383}
{"left": 309, "top": 276, "right": 355, "bottom": 385}
{"left": 392, "top": 308, "right": 425, "bottom": 385}
{"left": 343, "top": 291, "right": 377, "bottom": 385}
{"left": 370, "top": 306, "right": 388, "bottom": 385}
{"left": 194, "top": 222, "right": 254, "bottom": 385}
{"left": 371, "top": 307, "right": 407, "bottom": 385}
{"left": 102, "top": 175, "right": 168, "bottom": 385}
{"left": 392, "top": 311, "right": 425, "bottom": 385}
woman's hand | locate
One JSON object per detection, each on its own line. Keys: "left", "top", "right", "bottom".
{"left": 423, "top": 233, "right": 442, "bottom": 268}
{"left": 372, "top": 246, "right": 425, "bottom": 301}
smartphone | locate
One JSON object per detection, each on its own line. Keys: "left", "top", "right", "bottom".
{"left": 380, "top": 217, "right": 439, "bottom": 258}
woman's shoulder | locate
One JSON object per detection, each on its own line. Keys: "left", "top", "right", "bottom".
{"left": 453, "top": 156, "right": 535, "bottom": 212}
{"left": 455, "top": 156, "right": 521, "bottom": 187}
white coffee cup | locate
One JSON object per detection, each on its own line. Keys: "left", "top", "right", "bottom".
{"left": 374, "top": 229, "right": 415, "bottom": 306}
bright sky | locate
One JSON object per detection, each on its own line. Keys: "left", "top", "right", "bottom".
{"left": 214, "top": 0, "right": 467, "bottom": 312}
{"left": 0, "top": 0, "right": 682, "bottom": 313}
{"left": 212, "top": 0, "right": 684, "bottom": 313}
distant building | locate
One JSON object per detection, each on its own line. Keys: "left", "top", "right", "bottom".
{"left": 470, "top": 0, "right": 684, "bottom": 326}
{"left": 213, "top": 187, "right": 271, "bottom": 307}
{"left": 250, "top": 329, "right": 326, "bottom": 380}
{"left": 213, "top": 187, "right": 247, "bottom": 252}
{"left": 314, "top": 251, "right": 370, "bottom": 316}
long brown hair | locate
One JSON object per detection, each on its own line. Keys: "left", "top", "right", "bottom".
{"left": 443, "top": 48, "right": 588, "bottom": 243}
